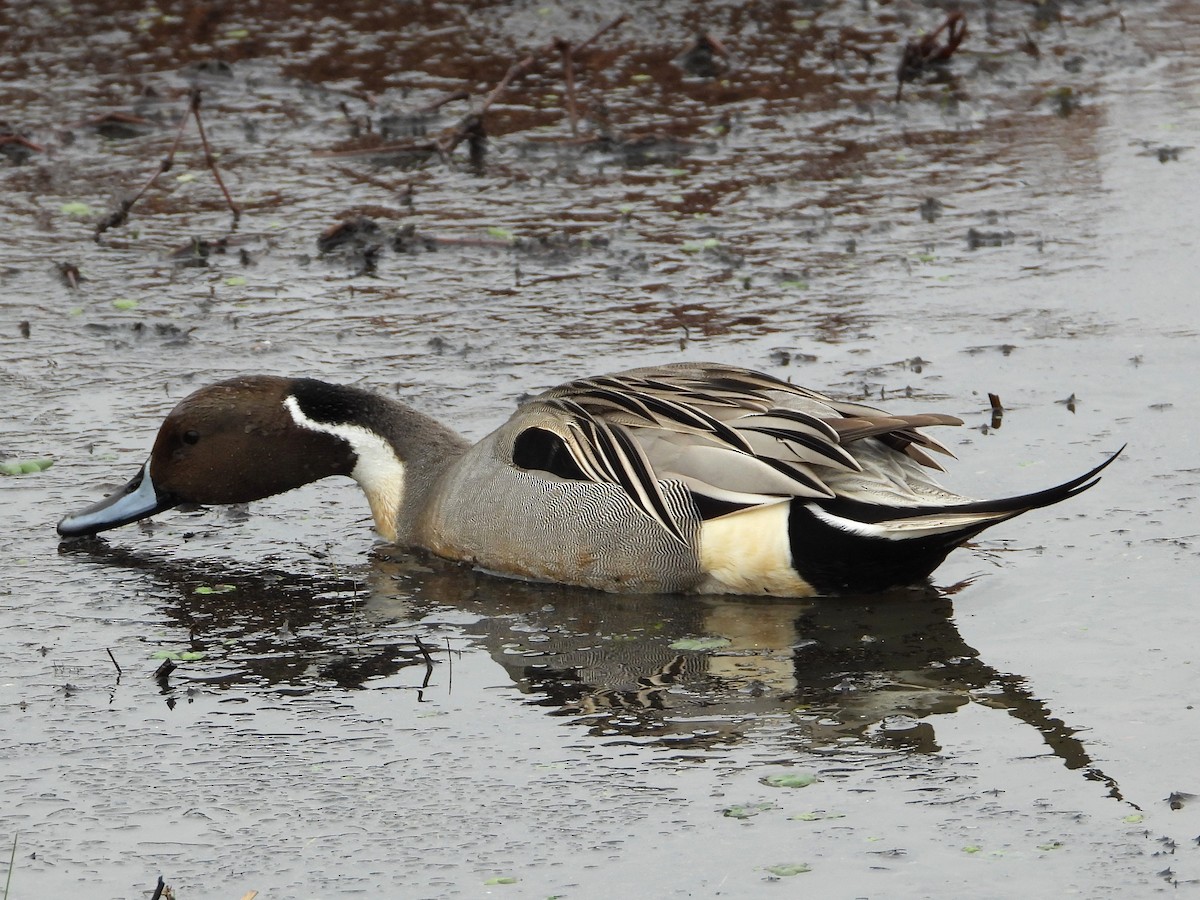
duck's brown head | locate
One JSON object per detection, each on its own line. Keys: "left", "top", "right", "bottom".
{"left": 57, "top": 376, "right": 362, "bottom": 537}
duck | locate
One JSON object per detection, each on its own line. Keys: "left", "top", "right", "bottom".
{"left": 57, "top": 362, "right": 1120, "bottom": 596}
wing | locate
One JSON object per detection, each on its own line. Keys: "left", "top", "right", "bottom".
{"left": 512, "top": 363, "right": 964, "bottom": 543}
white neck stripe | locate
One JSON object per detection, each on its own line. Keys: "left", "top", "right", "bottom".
{"left": 283, "top": 395, "right": 406, "bottom": 540}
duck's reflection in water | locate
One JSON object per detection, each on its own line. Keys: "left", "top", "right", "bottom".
{"left": 60, "top": 539, "right": 1123, "bottom": 800}
{"left": 464, "top": 578, "right": 1112, "bottom": 789}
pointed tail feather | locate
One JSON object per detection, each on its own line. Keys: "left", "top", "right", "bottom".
{"left": 789, "top": 447, "right": 1123, "bottom": 594}
{"left": 889, "top": 444, "right": 1123, "bottom": 521}
{"left": 814, "top": 446, "right": 1124, "bottom": 535}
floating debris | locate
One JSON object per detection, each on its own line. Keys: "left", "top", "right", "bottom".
{"left": 967, "top": 228, "right": 1015, "bottom": 249}
{"left": 765, "top": 863, "right": 811, "bottom": 877}
{"left": 1167, "top": 791, "right": 1195, "bottom": 811}
{"left": 0, "top": 457, "right": 53, "bottom": 475}
{"left": 919, "top": 197, "right": 944, "bottom": 222}
{"left": 896, "top": 12, "right": 968, "bottom": 100}
{"left": 790, "top": 811, "right": 845, "bottom": 821}
{"left": 678, "top": 31, "right": 730, "bottom": 78}
{"left": 723, "top": 802, "right": 776, "bottom": 819}
{"left": 669, "top": 636, "right": 730, "bottom": 651}
{"left": 761, "top": 772, "right": 819, "bottom": 789}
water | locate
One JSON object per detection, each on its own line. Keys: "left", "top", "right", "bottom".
{"left": 2, "top": 1, "right": 1197, "bottom": 896}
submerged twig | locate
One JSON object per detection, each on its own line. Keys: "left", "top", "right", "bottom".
{"left": 414, "top": 90, "right": 470, "bottom": 115}
{"left": 987, "top": 392, "right": 1004, "bottom": 430}
{"left": 572, "top": 13, "right": 628, "bottom": 56}
{"left": 95, "top": 88, "right": 240, "bottom": 240}
{"left": 188, "top": 89, "right": 241, "bottom": 223}
{"left": 4, "top": 833, "right": 16, "bottom": 900}
{"left": 476, "top": 56, "right": 537, "bottom": 118}
{"left": 94, "top": 99, "right": 190, "bottom": 239}
{"left": 554, "top": 14, "right": 628, "bottom": 138}
{"left": 150, "top": 876, "right": 166, "bottom": 900}
{"left": 105, "top": 647, "right": 122, "bottom": 677}
{"left": 0, "top": 133, "right": 46, "bottom": 154}
{"left": 413, "top": 636, "right": 434, "bottom": 689}
{"left": 57, "top": 261, "right": 81, "bottom": 289}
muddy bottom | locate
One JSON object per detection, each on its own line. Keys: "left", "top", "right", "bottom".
{"left": 2, "top": 1, "right": 1198, "bottom": 897}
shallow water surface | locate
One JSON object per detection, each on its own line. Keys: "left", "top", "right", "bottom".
{"left": 2, "top": 1, "right": 1199, "bottom": 897}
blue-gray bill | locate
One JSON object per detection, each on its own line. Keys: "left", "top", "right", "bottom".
{"left": 56, "top": 460, "right": 178, "bottom": 537}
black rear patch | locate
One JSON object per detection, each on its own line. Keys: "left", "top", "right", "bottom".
{"left": 788, "top": 503, "right": 987, "bottom": 594}
{"left": 690, "top": 493, "right": 756, "bottom": 521}
{"left": 512, "top": 427, "right": 588, "bottom": 480}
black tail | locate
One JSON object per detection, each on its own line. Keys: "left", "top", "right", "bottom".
{"left": 788, "top": 447, "right": 1124, "bottom": 594}
{"left": 818, "top": 446, "right": 1124, "bottom": 526}
{"left": 889, "top": 444, "right": 1123, "bottom": 521}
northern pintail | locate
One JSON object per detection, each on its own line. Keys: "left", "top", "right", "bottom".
{"left": 57, "top": 363, "right": 1120, "bottom": 595}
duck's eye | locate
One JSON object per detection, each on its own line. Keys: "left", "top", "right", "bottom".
{"left": 183, "top": 430, "right": 201, "bottom": 445}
